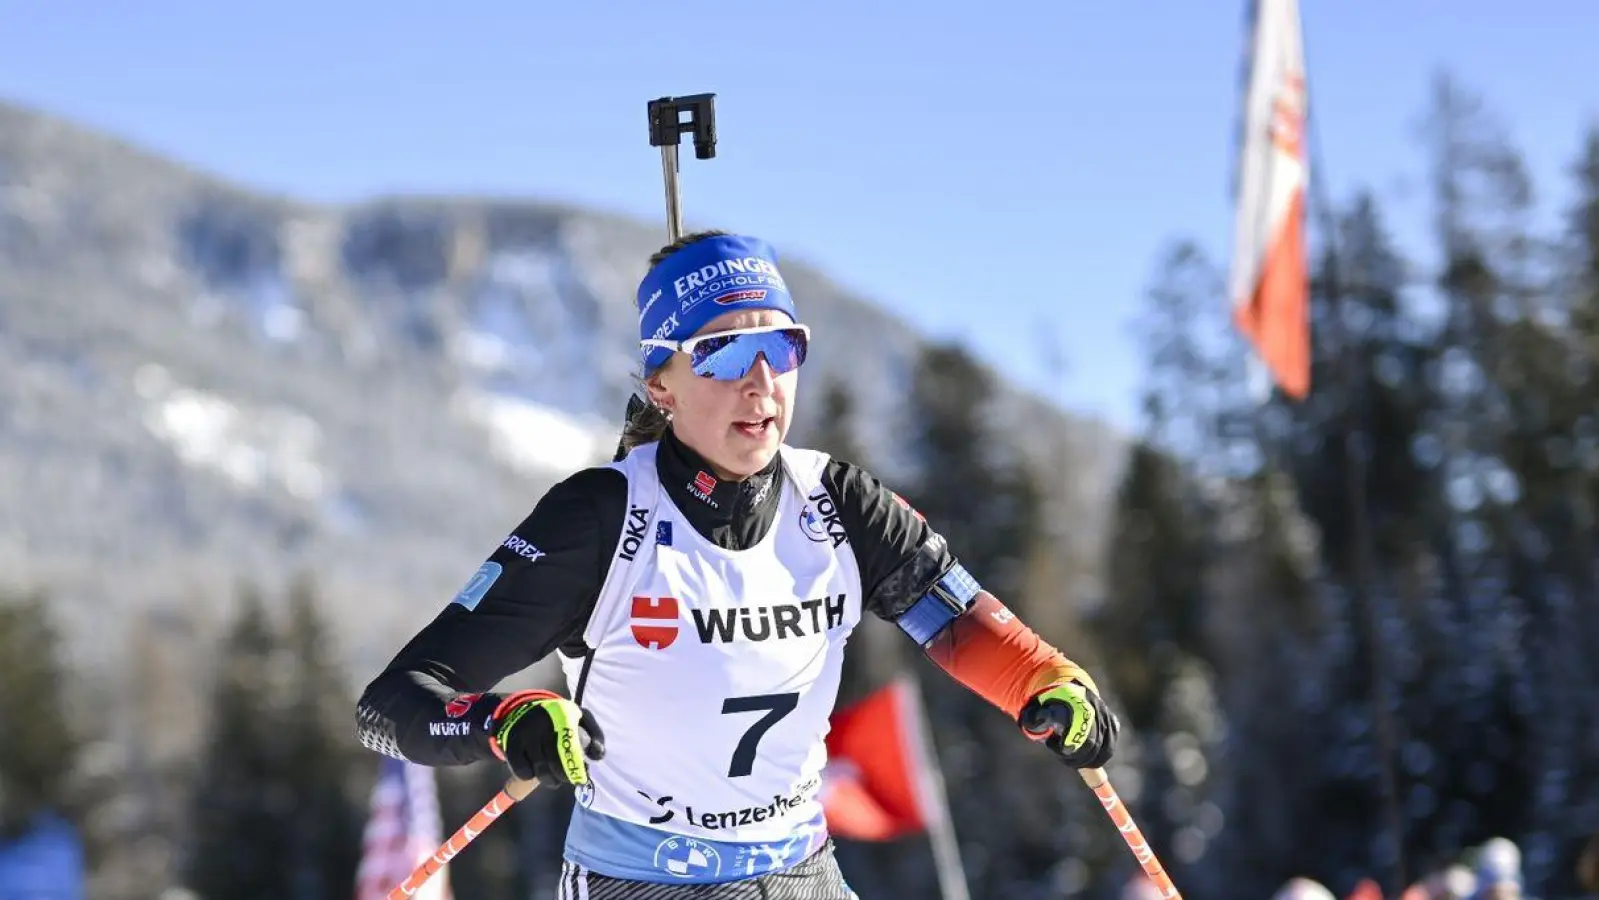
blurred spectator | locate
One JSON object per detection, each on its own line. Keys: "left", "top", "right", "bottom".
{"left": 1472, "top": 837, "right": 1522, "bottom": 899}
{"left": 1273, "top": 877, "right": 1337, "bottom": 900}
{"left": 1346, "top": 877, "right": 1382, "bottom": 899}
{"left": 1430, "top": 864, "right": 1478, "bottom": 899}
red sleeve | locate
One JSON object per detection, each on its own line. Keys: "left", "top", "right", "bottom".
{"left": 922, "top": 593, "right": 1094, "bottom": 719}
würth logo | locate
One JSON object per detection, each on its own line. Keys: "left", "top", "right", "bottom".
{"left": 445, "top": 694, "right": 479, "bottom": 718}
{"left": 692, "top": 595, "right": 847, "bottom": 643}
{"left": 631, "top": 596, "right": 680, "bottom": 650}
{"left": 688, "top": 470, "right": 719, "bottom": 507}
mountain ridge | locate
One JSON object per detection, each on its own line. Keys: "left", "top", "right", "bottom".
{"left": 0, "top": 98, "right": 1127, "bottom": 681}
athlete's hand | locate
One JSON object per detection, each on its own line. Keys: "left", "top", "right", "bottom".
{"left": 1018, "top": 679, "right": 1120, "bottom": 769}
{"left": 489, "top": 690, "right": 606, "bottom": 786}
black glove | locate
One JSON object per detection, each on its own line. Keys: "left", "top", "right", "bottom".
{"left": 487, "top": 690, "right": 606, "bottom": 785}
{"left": 1019, "top": 680, "right": 1120, "bottom": 769}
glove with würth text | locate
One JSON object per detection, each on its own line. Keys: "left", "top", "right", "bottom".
{"left": 487, "top": 690, "right": 606, "bottom": 786}
{"left": 1018, "top": 678, "right": 1120, "bottom": 769}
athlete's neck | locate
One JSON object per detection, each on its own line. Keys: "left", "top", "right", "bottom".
{"left": 656, "top": 428, "right": 783, "bottom": 550}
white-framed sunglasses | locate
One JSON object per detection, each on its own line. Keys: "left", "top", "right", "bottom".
{"left": 640, "top": 323, "right": 811, "bottom": 380}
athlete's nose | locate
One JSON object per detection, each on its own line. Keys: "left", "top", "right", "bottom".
{"left": 743, "top": 355, "right": 777, "bottom": 395}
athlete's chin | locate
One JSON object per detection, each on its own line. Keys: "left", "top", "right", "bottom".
{"left": 722, "top": 427, "right": 783, "bottom": 474}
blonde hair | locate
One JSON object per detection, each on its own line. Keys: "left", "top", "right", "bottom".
{"left": 613, "top": 229, "right": 732, "bottom": 460}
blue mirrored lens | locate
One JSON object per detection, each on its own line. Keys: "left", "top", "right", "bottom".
{"left": 690, "top": 329, "right": 809, "bottom": 380}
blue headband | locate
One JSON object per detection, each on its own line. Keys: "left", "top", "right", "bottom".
{"left": 637, "top": 234, "right": 798, "bottom": 373}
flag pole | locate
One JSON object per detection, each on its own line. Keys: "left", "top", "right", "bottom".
{"left": 899, "top": 675, "right": 971, "bottom": 900}
{"left": 1301, "top": 53, "right": 1409, "bottom": 900}
{"left": 1229, "top": 0, "right": 1407, "bottom": 890}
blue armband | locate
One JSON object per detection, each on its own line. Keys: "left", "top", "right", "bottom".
{"left": 895, "top": 564, "right": 982, "bottom": 646}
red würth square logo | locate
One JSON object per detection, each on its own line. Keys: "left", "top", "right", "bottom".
{"left": 630, "top": 596, "right": 680, "bottom": 650}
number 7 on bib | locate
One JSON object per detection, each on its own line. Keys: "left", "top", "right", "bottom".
{"left": 721, "top": 692, "right": 799, "bottom": 777}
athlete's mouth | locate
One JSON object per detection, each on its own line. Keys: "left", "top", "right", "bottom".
{"left": 733, "top": 416, "right": 776, "bottom": 437}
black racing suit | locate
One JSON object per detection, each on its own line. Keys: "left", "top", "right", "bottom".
{"left": 356, "top": 428, "right": 956, "bottom": 897}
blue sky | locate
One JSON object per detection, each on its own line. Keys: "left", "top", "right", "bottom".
{"left": 1, "top": 1, "right": 1594, "bottom": 432}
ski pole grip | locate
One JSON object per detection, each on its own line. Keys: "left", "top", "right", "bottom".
{"left": 506, "top": 775, "right": 539, "bottom": 801}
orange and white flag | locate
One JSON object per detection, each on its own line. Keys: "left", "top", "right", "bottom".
{"left": 1229, "top": 0, "right": 1311, "bottom": 400}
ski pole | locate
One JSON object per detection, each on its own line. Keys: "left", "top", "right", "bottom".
{"left": 384, "top": 776, "right": 540, "bottom": 900}
{"left": 1079, "top": 768, "right": 1184, "bottom": 899}
{"left": 647, "top": 93, "right": 718, "bottom": 243}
